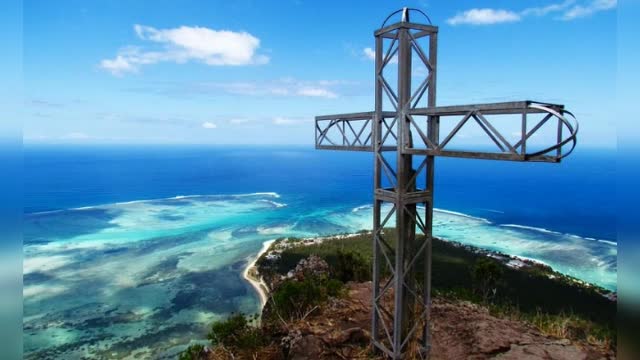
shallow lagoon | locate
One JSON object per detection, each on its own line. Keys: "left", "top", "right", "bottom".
{"left": 23, "top": 192, "right": 616, "bottom": 359}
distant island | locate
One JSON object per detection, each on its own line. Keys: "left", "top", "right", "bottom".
{"left": 180, "top": 231, "right": 616, "bottom": 359}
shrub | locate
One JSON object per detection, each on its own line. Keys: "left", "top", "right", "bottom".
{"left": 471, "top": 258, "right": 504, "bottom": 303}
{"left": 325, "top": 277, "right": 344, "bottom": 296}
{"left": 208, "top": 313, "right": 264, "bottom": 350}
{"left": 269, "top": 275, "right": 343, "bottom": 321}
{"left": 178, "top": 344, "right": 205, "bottom": 360}
{"left": 334, "top": 249, "right": 371, "bottom": 282}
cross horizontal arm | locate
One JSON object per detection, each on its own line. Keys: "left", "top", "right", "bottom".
{"left": 314, "top": 101, "right": 578, "bottom": 163}
{"left": 315, "top": 111, "right": 398, "bottom": 152}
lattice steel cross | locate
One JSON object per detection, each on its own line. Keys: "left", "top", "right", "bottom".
{"left": 314, "top": 8, "right": 578, "bottom": 360}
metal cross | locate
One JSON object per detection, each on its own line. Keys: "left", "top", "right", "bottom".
{"left": 314, "top": 8, "right": 578, "bottom": 360}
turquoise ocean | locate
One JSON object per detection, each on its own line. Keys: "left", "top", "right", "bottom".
{"left": 23, "top": 145, "right": 616, "bottom": 359}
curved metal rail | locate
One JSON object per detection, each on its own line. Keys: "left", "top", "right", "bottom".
{"left": 381, "top": 7, "right": 433, "bottom": 27}
{"left": 526, "top": 103, "right": 578, "bottom": 160}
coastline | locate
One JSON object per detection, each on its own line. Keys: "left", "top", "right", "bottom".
{"left": 243, "top": 239, "right": 276, "bottom": 308}
{"left": 251, "top": 232, "right": 616, "bottom": 298}
{"left": 242, "top": 229, "right": 616, "bottom": 312}
{"left": 241, "top": 234, "right": 362, "bottom": 308}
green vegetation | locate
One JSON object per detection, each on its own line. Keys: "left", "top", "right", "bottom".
{"left": 487, "top": 305, "right": 614, "bottom": 348}
{"left": 178, "top": 313, "right": 268, "bottom": 360}
{"left": 208, "top": 313, "right": 264, "bottom": 350}
{"left": 258, "top": 230, "right": 616, "bottom": 347}
{"left": 181, "top": 230, "right": 616, "bottom": 358}
{"left": 179, "top": 313, "right": 268, "bottom": 359}
{"left": 268, "top": 274, "right": 343, "bottom": 321}
{"left": 178, "top": 344, "right": 205, "bottom": 360}
{"left": 335, "top": 249, "right": 371, "bottom": 283}
{"left": 471, "top": 258, "right": 504, "bottom": 303}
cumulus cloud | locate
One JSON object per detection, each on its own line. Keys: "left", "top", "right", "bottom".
{"left": 101, "top": 24, "right": 269, "bottom": 75}
{"left": 447, "top": 0, "right": 615, "bottom": 26}
{"left": 201, "top": 121, "right": 217, "bottom": 129}
{"left": 100, "top": 55, "right": 138, "bottom": 75}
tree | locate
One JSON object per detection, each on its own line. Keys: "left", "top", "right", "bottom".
{"left": 334, "top": 249, "right": 371, "bottom": 282}
{"left": 471, "top": 258, "right": 504, "bottom": 303}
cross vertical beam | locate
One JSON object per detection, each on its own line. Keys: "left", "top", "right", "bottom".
{"left": 371, "top": 9, "right": 438, "bottom": 358}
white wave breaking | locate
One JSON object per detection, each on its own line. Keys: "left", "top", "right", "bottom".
{"left": 26, "top": 192, "right": 284, "bottom": 215}
{"left": 479, "top": 208, "right": 505, "bottom": 214}
{"left": 434, "top": 208, "right": 491, "bottom": 223}
{"left": 500, "top": 224, "right": 563, "bottom": 235}
{"left": 352, "top": 204, "right": 372, "bottom": 213}
{"left": 259, "top": 200, "right": 287, "bottom": 208}
{"left": 233, "top": 192, "right": 281, "bottom": 198}
{"left": 597, "top": 239, "right": 617, "bottom": 246}
{"left": 499, "top": 224, "right": 616, "bottom": 246}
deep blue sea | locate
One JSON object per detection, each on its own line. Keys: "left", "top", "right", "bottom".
{"left": 22, "top": 145, "right": 617, "bottom": 359}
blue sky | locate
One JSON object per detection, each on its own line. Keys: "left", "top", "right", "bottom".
{"left": 18, "top": 0, "right": 618, "bottom": 146}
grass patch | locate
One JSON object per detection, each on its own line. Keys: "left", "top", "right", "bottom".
{"left": 490, "top": 305, "right": 614, "bottom": 348}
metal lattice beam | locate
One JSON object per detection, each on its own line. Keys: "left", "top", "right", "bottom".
{"left": 315, "top": 101, "right": 578, "bottom": 162}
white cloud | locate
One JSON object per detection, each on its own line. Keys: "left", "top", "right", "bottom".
{"left": 201, "top": 121, "right": 217, "bottom": 129}
{"left": 100, "top": 55, "right": 138, "bottom": 76}
{"left": 447, "top": 1, "right": 615, "bottom": 26}
{"left": 521, "top": 0, "right": 576, "bottom": 16}
{"left": 273, "top": 117, "right": 299, "bottom": 125}
{"left": 229, "top": 118, "right": 250, "bottom": 124}
{"left": 363, "top": 47, "right": 376, "bottom": 61}
{"left": 296, "top": 87, "right": 337, "bottom": 99}
{"left": 562, "top": 0, "right": 616, "bottom": 20}
{"left": 101, "top": 25, "right": 269, "bottom": 75}
{"left": 363, "top": 47, "right": 397, "bottom": 64}
{"left": 447, "top": 9, "right": 521, "bottom": 25}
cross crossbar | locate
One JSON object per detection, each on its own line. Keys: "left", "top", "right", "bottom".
{"left": 315, "top": 101, "right": 577, "bottom": 162}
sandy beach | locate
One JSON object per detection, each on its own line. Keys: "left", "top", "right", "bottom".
{"left": 243, "top": 239, "right": 276, "bottom": 308}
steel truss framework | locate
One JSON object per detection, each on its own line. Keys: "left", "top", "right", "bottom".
{"left": 314, "top": 8, "right": 578, "bottom": 360}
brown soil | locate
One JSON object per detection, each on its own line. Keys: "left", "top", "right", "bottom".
{"left": 206, "top": 281, "right": 614, "bottom": 360}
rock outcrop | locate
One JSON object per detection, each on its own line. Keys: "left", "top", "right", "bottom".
{"left": 281, "top": 282, "right": 614, "bottom": 360}
{"left": 289, "top": 254, "right": 330, "bottom": 280}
